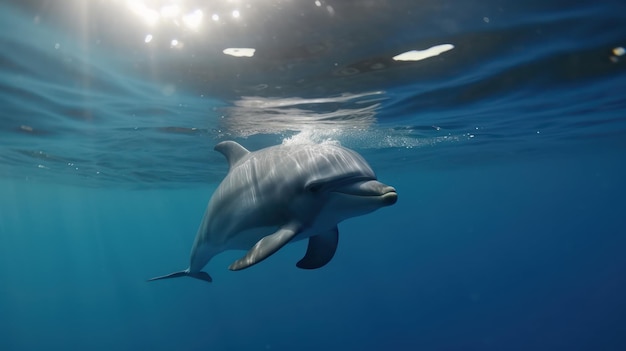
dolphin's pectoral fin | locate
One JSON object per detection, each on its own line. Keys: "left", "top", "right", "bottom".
{"left": 147, "top": 269, "right": 213, "bottom": 283}
{"left": 296, "top": 227, "right": 339, "bottom": 269}
{"left": 229, "top": 224, "right": 300, "bottom": 271}
{"left": 214, "top": 141, "right": 250, "bottom": 170}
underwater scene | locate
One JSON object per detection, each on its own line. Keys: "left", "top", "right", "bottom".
{"left": 1, "top": 0, "right": 626, "bottom": 350}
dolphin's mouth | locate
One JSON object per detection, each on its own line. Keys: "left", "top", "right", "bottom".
{"left": 332, "top": 179, "right": 398, "bottom": 204}
{"left": 380, "top": 188, "right": 398, "bottom": 205}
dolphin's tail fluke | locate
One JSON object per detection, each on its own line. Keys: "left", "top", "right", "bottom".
{"left": 147, "top": 269, "right": 213, "bottom": 283}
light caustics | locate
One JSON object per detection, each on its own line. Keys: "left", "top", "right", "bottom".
{"left": 221, "top": 92, "right": 385, "bottom": 137}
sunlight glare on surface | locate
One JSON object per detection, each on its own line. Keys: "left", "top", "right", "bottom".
{"left": 159, "top": 4, "right": 180, "bottom": 19}
{"left": 183, "top": 9, "right": 203, "bottom": 30}
{"left": 392, "top": 44, "right": 455, "bottom": 62}
{"left": 122, "top": 1, "right": 208, "bottom": 29}
{"left": 170, "top": 38, "right": 184, "bottom": 48}
{"left": 126, "top": 1, "right": 159, "bottom": 26}
{"left": 118, "top": 1, "right": 250, "bottom": 45}
{"left": 223, "top": 48, "right": 256, "bottom": 57}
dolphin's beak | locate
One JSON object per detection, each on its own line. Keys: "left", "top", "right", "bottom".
{"left": 334, "top": 180, "right": 398, "bottom": 205}
{"left": 381, "top": 186, "right": 398, "bottom": 205}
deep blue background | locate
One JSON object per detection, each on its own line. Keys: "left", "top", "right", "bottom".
{"left": 2, "top": 0, "right": 626, "bottom": 350}
{"left": 2, "top": 148, "right": 625, "bottom": 350}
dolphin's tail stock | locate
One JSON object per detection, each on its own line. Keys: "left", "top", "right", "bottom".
{"left": 147, "top": 268, "right": 213, "bottom": 283}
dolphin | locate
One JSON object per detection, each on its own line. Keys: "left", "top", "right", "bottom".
{"left": 148, "top": 141, "right": 397, "bottom": 283}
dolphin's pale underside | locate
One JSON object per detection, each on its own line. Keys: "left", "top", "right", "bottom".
{"left": 149, "top": 141, "right": 397, "bottom": 283}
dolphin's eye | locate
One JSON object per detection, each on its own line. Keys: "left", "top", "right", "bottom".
{"left": 306, "top": 182, "right": 323, "bottom": 193}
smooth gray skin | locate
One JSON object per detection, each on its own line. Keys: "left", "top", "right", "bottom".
{"left": 148, "top": 141, "right": 397, "bottom": 283}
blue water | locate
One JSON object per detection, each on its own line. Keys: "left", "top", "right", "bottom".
{"left": 1, "top": 0, "right": 626, "bottom": 350}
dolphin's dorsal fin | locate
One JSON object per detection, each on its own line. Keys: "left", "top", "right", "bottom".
{"left": 214, "top": 141, "right": 250, "bottom": 169}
